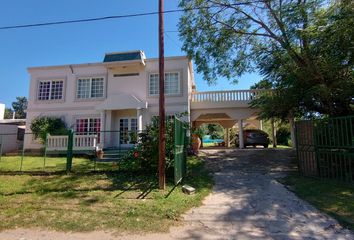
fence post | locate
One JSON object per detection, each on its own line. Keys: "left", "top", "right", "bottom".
{"left": 0, "top": 135, "right": 2, "bottom": 163}
{"left": 66, "top": 130, "right": 74, "bottom": 172}
{"left": 20, "top": 140, "right": 25, "bottom": 171}
{"left": 43, "top": 133, "right": 48, "bottom": 169}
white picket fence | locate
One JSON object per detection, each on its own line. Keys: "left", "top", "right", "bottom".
{"left": 46, "top": 134, "right": 98, "bottom": 151}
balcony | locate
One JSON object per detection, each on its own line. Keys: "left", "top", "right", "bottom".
{"left": 190, "top": 90, "right": 264, "bottom": 109}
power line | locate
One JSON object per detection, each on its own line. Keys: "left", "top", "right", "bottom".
{"left": 165, "top": 32, "right": 182, "bottom": 49}
{"left": 0, "top": 9, "right": 180, "bottom": 30}
{"left": 0, "top": 5, "right": 224, "bottom": 30}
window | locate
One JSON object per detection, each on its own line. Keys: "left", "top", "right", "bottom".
{"left": 75, "top": 118, "right": 101, "bottom": 134}
{"left": 119, "top": 118, "right": 137, "bottom": 144}
{"left": 38, "top": 80, "right": 64, "bottom": 100}
{"left": 76, "top": 77, "right": 104, "bottom": 99}
{"left": 149, "top": 72, "right": 180, "bottom": 96}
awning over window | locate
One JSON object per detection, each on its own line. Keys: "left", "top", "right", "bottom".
{"left": 95, "top": 93, "right": 147, "bottom": 110}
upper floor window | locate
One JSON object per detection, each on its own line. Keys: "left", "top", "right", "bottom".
{"left": 76, "top": 77, "right": 104, "bottom": 99}
{"left": 37, "top": 80, "right": 64, "bottom": 100}
{"left": 149, "top": 72, "right": 180, "bottom": 96}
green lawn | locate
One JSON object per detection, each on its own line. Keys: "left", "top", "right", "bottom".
{"left": 0, "top": 156, "right": 121, "bottom": 172}
{"left": 0, "top": 156, "right": 213, "bottom": 233}
{"left": 281, "top": 174, "right": 354, "bottom": 230}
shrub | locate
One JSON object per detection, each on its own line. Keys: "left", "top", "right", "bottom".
{"left": 122, "top": 114, "right": 189, "bottom": 174}
{"left": 30, "top": 117, "right": 69, "bottom": 143}
{"left": 276, "top": 127, "right": 291, "bottom": 146}
{"left": 135, "top": 117, "right": 175, "bottom": 173}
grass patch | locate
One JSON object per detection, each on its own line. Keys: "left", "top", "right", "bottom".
{"left": 281, "top": 174, "right": 354, "bottom": 230}
{"left": 0, "top": 156, "right": 122, "bottom": 172}
{"left": 0, "top": 156, "right": 212, "bottom": 233}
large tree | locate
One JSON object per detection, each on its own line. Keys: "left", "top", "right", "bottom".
{"left": 179, "top": 0, "right": 354, "bottom": 117}
{"left": 12, "top": 96, "right": 27, "bottom": 119}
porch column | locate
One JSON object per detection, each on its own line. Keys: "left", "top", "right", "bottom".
{"left": 271, "top": 118, "right": 277, "bottom": 148}
{"left": 226, "top": 128, "right": 230, "bottom": 147}
{"left": 289, "top": 117, "right": 296, "bottom": 148}
{"left": 260, "top": 120, "right": 263, "bottom": 130}
{"left": 100, "top": 110, "right": 106, "bottom": 148}
{"left": 238, "top": 119, "right": 244, "bottom": 149}
{"left": 137, "top": 108, "right": 143, "bottom": 133}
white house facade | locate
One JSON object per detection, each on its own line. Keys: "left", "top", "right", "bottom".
{"left": 24, "top": 51, "right": 195, "bottom": 149}
{"left": 25, "top": 50, "right": 279, "bottom": 150}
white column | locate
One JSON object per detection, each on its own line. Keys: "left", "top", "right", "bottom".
{"left": 289, "top": 117, "right": 296, "bottom": 148}
{"left": 104, "top": 110, "right": 112, "bottom": 148}
{"left": 238, "top": 119, "right": 244, "bottom": 149}
{"left": 100, "top": 110, "right": 105, "bottom": 148}
{"left": 260, "top": 120, "right": 263, "bottom": 130}
{"left": 137, "top": 108, "right": 143, "bottom": 132}
{"left": 226, "top": 128, "right": 230, "bottom": 147}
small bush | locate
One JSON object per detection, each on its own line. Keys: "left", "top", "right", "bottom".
{"left": 276, "top": 127, "right": 291, "bottom": 146}
{"left": 30, "top": 117, "right": 69, "bottom": 143}
{"left": 121, "top": 114, "right": 189, "bottom": 174}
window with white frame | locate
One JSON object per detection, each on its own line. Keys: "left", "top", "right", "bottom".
{"left": 119, "top": 118, "right": 137, "bottom": 144}
{"left": 76, "top": 77, "right": 104, "bottom": 99}
{"left": 37, "top": 80, "right": 64, "bottom": 100}
{"left": 149, "top": 72, "right": 180, "bottom": 96}
{"left": 75, "top": 118, "right": 101, "bottom": 134}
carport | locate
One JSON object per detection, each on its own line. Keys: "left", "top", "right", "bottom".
{"left": 190, "top": 90, "right": 296, "bottom": 149}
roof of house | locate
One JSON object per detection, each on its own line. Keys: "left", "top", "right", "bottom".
{"left": 27, "top": 51, "right": 189, "bottom": 71}
{"left": 103, "top": 51, "right": 145, "bottom": 63}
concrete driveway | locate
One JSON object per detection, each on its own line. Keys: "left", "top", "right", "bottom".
{"left": 1, "top": 149, "right": 353, "bottom": 240}
{"left": 174, "top": 149, "right": 354, "bottom": 240}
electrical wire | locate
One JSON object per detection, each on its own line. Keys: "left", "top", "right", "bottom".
{"left": 0, "top": 5, "right": 223, "bottom": 30}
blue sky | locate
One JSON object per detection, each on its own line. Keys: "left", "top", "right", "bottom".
{"left": 0, "top": 0, "right": 261, "bottom": 108}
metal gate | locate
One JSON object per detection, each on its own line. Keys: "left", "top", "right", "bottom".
{"left": 174, "top": 117, "right": 188, "bottom": 184}
{"left": 296, "top": 115, "right": 354, "bottom": 182}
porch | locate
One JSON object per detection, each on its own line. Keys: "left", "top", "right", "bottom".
{"left": 95, "top": 92, "right": 147, "bottom": 149}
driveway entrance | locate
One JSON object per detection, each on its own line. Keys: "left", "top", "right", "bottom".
{"left": 177, "top": 149, "right": 353, "bottom": 239}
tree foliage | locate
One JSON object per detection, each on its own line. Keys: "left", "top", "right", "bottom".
{"left": 198, "top": 123, "right": 224, "bottom": 139}
{"left": 179, "top": 0, "right": 354, "bottom": 117}
{"left": 12, "top": 97, "right": 27, "bottom": 119}
{"left": 30, "top": 117, "right": 69, "bottom": 143}
{"left": 4, "top": 108, "right": 14, "bottom": 119}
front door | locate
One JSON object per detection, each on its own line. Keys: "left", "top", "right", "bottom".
{"left": 119, "top": 118, "right": 137, "bottom": 148}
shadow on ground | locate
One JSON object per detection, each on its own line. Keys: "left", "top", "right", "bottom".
{"left": 174, "top": 149, "right": 353, "bottom": 240}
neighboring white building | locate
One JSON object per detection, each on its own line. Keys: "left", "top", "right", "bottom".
{"left": 0, "top": 119, "right": 26, "bottom": 153}
{"left": 0, "top": 103, "right": 5, "bottom": 120}
{"left": 24, "top": 50, "right": 264, "bottom": 150}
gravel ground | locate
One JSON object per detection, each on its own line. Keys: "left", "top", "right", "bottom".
{"left": 1, "top": 148, "right": 353, "bottom": 240}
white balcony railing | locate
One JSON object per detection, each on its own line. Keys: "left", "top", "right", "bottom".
{"left": 191, "top": 89, "right": 263, "bottom": 102}
{"left": 46, "top": 134, "right": 97, "bottom": 151}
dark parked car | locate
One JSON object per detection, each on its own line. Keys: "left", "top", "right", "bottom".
{"left": 235, "top": 129, "right": 270, "bottom": 148}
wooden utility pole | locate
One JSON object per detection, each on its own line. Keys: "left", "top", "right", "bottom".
{"left": 158, "top": 0, "right": 166, "bottom": 190}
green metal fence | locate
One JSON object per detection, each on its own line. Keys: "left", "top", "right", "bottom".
{"left": 0, "top": 131, "right": 134, "bottom": 173}
{"left": 296, "top": 115, "right": 354, "bottom": 182}
{"left": 174, "top": 116, "right": 188, "bottom": 184}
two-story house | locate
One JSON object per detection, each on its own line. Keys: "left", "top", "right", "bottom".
{"left": 24, "top": 50, "right": 270, "bottom": 150}
{"left": 24, "top": 51, "right": 194, "bottom": 149}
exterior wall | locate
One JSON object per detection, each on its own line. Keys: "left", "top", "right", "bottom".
{"left": 0, "top": 125, "right": 20, "bottom": 153}
{"left": 25, "top": 56, "right": 191, "bottom": 149}
{"left": 0, "top": 103, "right": 5, "bottom": 120}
